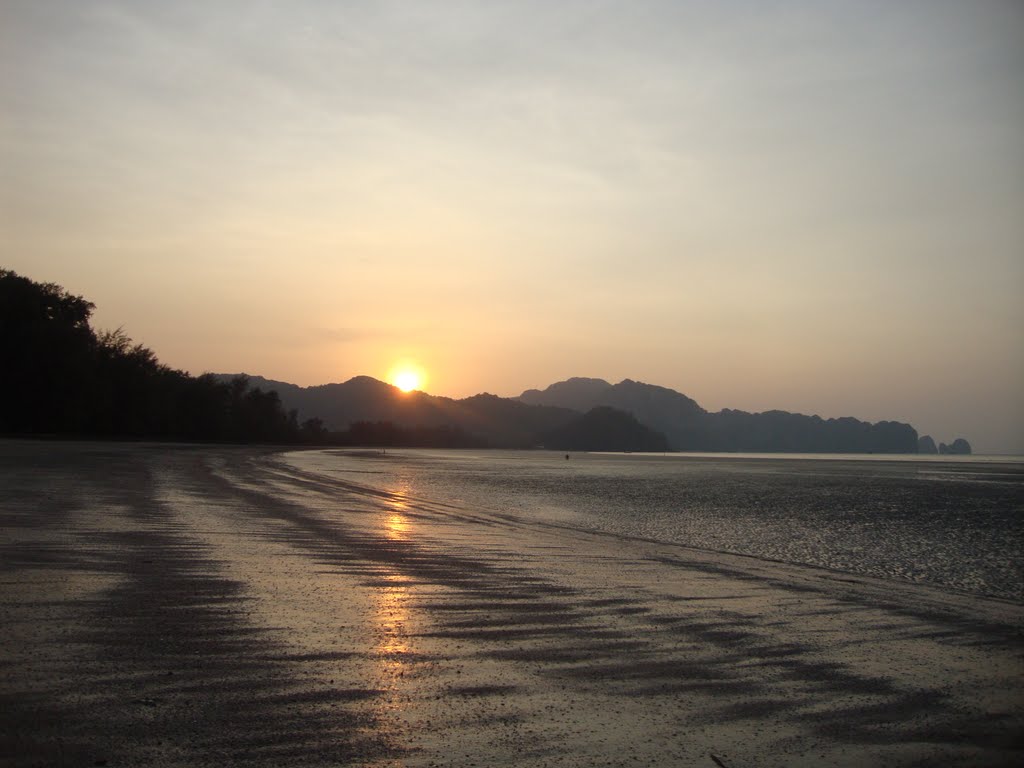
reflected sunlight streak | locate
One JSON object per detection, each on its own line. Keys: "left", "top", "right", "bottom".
{"left": 374, "top": 476, "right": 417, "bottom": 693}
{"left": 385, "top": 513, "right": 408, "bottom": 540}
{"left": 373, "top": 573, "right": 412, "bottom": 686}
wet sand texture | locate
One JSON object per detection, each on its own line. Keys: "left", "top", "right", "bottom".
{"left": 1, "top": 441, "right": 1021, "bottom": 767}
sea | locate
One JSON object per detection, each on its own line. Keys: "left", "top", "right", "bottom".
{"left": 284, "top": 449, "right": 1024, "bottom": 602}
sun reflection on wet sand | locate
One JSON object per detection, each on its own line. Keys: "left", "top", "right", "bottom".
{"left": 364, "top": 476, "right": 443, "bottom": 751}
{"left": 375, "top": 573, "right": 411, "bottom": 664}
{"left": 374, "top": 478, "right": 416, "bottom": 690}
{"left": 370, "top": 569, "right": 417, "bottom": 751}
{"left": 384, "top": 513, "right": 408, "bottom": 541}
{"left": 383, "top": 476, "right": 414, "bottom": 542}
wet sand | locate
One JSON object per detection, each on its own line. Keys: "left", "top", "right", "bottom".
{"left": 2, "top": 441, "right": 1021, "bottom": 767}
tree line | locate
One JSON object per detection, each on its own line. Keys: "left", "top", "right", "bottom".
{"left": 1, "top": 269, "right": 309, "bottom": 441}
{"left": 1, "top": 268, "right": 448, "bottom": 445}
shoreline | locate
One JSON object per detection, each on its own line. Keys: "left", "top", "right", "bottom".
{"left": 2, "top": 441, "right": 1021, "bottom": 766}
{"left": 5, "top": 434, "right": 1021, "bottom": 460}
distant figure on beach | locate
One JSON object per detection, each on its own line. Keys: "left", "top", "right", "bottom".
{"left": 565, "top": 454, "right": 569, "bottom": 460}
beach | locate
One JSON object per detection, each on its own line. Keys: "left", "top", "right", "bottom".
{"left": 2, "top": 441, "right": 1021, "bottom": 767}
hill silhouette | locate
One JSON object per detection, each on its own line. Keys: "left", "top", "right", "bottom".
{"left": 522, "top": 378, "right": 704, "bottom": 445}
{"left": 214, "top": 374, "right": 588, "bottom": 449}
{"left": 543, "top": 407, "right": 670, "bottom": 452}
{"left": 221, "top": 373, "right": 940, "bottom": 453}
{"left": 519, "top": 377, "right": 926, "bottom": 453}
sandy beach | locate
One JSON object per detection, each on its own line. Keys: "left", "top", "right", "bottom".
{"left": 1, "top": 441, "right": 1021, "bottom": 767}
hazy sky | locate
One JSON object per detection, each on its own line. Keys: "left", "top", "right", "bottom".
{"left": 3, "top": 1, "right": 1022, "bottom": 452}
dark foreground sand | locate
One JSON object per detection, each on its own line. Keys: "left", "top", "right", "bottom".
{"left": 1, "top": 442, "right": 1021, "bottom": 767}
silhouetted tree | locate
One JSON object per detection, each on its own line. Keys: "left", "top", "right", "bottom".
{"left": 1, "top": 269, "right": 97, "bottom": 433}
{"left": 0, "top": 269, "right": 302, "bottom": 444}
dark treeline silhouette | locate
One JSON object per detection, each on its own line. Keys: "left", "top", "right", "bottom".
{"left": 1, "top": 269, "right": 302, "bottom": 443}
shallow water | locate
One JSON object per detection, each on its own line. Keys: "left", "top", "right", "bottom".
{"left": 285, "top": 449, "right": 1024, "bottom": 602}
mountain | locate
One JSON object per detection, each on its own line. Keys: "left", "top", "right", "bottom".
{"left": 519, "top": 378, "right": 920, "bottom": 453}
{"left": 543, "top": 406, "right": 670, "bottom": 452}
{"left": 520, "top": 377, "right": 615, "bottom": 412}
{"left": 214, "top": 374, "right": 583, "bottom": 448}
{"left": 520, "top": 377, "right": 706, "bottom": 448}
{"left": 216, "top": 373, "right": 939, "bottom": 453}
{"left": 705, "top": 409, "right": 918, "bottom": 453}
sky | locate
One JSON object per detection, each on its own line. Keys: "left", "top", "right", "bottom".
{"left": 2, "top": 1, "right": 1022, "bottom": 452}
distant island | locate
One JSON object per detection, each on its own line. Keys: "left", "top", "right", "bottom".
{"left": 1, "top": 268, "right": 972, "bottom": 453}
{"left": 518, "top": 377, "right": 973, "bottom": 455}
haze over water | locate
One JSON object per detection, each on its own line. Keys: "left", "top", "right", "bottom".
{"left": 288, "top": 450, "right": 1024, "bottom": 602}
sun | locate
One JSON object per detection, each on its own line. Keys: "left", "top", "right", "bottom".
{"left": 393, "top": 370, "right": 421, "bottom": 392}
{"left": 388, "top": 364, "right": 425, "bottom": 393}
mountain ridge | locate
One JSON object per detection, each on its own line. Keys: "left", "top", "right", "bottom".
{"left": 214, "top": 373, "right": 965, "bottom": 453}
{"left": 517, "top": 377, "right": 923, "bottom": 453}
{"left": 213, "top": 373, "right": 581, "bottom": 449}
